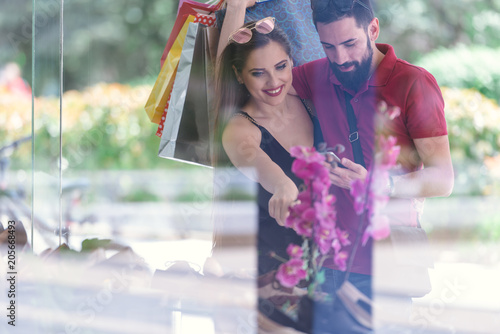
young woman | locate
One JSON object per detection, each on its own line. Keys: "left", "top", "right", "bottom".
{"left": 214, "top": 16, "right": 317, "bottom": 275}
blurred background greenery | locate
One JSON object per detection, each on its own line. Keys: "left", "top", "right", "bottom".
{"left": 1, "top": 0, "right": 180, "bottom": 92}
{"left": 0, "top": 0, "right": 499, "bottom": 197}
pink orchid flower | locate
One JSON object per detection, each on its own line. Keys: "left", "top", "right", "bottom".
{"left": 362, "top": 214, "right": 391, "bottom": 246}
{"left": 292, "top": 160, "right": 329, "bottom": 181}
{"left": 276, "top": 258, "right": 307, "bottom": 288}
{"left": 290, "top": 146, "right": 325, "bottom": 164}
{"left": 378, "top": 135, "right": 400, "bottom": 167}
{"left": 315, "top": 226, "right": 336, "bottom": 255}
{"left": 287, "top": 244, "right": 304, "bottom": 259}
{"left": 295, "top": 214, "right": 314, "bottom": 237}
{"left": 350, "top": 178, "right": 367, "bottom": 215}
{"left": 336, "top": 227, "right": 351, "bottom": 247}
{"left": 280, "top": 145, "right": 352, "bottom": 295}
{"left": 334, "top": 251, "right": 349, "bottom": 271}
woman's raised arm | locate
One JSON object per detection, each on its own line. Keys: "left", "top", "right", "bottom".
{"left": 216, "top": 0, "right": 256, "bottom": 59}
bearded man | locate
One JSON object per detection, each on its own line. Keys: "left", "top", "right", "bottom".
{"left": 290, "top": 0, "right": 454, "bottom": 303}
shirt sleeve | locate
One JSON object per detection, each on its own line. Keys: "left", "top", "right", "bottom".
{"left": 405, "top": 69, "right": 448, "bottom": 139}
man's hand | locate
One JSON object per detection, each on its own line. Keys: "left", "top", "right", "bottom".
{"left": 327, "top": 158, "right": 367, "bottom": 190}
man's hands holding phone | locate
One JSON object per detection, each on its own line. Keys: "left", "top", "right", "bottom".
{"left": 325, "top": 156, "right": 367, "bottom": 190}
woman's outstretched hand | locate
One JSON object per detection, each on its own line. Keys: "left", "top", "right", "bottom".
{"left": 268, "top": 179, "right": 298, "bottom": 226}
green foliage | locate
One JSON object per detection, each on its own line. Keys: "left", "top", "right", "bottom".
{"left": 417, "top": 46, "right": 500, "bottom": 102}
{"left": 216, "top": 187, "right": 256, "bottom": 202}
{"left": 376, "top": 0, "right": 500, "bottom": 63}
{"left": 120, "top": 188, "right": 161, "bottom": 202}
{"left": 441, "top": 87, "right": 500, "bottom": 195}
{"left": 315, "top": 270, "right": 326, "bottom": 286}
{"left": 1, "top": 82, "right": 193, "bottom": 171}
{"left": 174, "top": 190, "right": 211, "bottom": 203}
{"left": 81, "top": 238, "right": 112, "bottom": 252}
{"left": 476, "top": 213, "right": 500, "bottom": 242}
{"left": 59, "top": 84, "right": 164, "bottom": 170}
{"left": 1, "top": 0, "right": 180, "bottom": 92}
{"left": 53, "top": 243, "right": 79, "bottom": 256}
{"left": 442, "top": 87, "right": 500, "bottom": 161}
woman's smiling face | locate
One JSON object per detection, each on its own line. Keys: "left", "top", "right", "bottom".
{"left": 236, "top": 41, "right": 293, "bottom": 107}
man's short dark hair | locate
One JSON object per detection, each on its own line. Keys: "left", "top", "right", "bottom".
{"left": 312, "top": 0, "right": 374, "bottom": 29}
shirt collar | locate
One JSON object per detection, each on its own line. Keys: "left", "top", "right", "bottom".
{"left": 328, "top": 43, "right": 397, "bottom": 91}
{"left": 369, "top": 43, "right": 396, "bottom": 87}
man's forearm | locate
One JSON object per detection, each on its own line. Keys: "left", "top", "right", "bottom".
{"left": 391, "top": 166, "right": 454, "bottom": 198}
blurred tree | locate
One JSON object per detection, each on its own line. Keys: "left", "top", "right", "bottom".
{"left": 417, "top": 46, "right": 500, "bottom": 102}
{"left": 3, "top": 1, "right": 499, "bottom": 91}
{"left": 63, "top": 0, "right": 180, "bottom": 90}
{"left": 0, "top": 0, "right": 180, "bottom": 93}
{"left": 0, "top": 0, "right": 32, "bottom": 85}
{"left": 376, "top": 0, "right": 500, "bottom": 62}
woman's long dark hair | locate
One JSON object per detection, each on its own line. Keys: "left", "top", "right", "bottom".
{"left": 213, "top": 19, "right": 293, "bottom": 166}
{"left": 210, "top": 21, "right": 293, "bottom": 253}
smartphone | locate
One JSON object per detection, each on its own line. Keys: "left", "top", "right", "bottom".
{"left": 325, "top": 151, "right": 347, "bottom": 169}
{"left": 326, "top": 151, "right": 342, "bottom": 164}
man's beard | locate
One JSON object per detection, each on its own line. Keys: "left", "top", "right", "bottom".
{"left": 330, "top": 40, "right": 373, "bottom": 92}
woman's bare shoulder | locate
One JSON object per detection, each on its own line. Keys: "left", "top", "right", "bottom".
{"left": 222, "top": 113, "right": 261, "bottom": 145}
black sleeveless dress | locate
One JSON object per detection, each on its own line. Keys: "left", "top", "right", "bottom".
{"left": 234, "top": 110, "right": 320, "bottom": 275}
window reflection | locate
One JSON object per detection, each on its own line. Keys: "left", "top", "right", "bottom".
{"left": 0, "top": 1, "right": 498, "bottom": 333}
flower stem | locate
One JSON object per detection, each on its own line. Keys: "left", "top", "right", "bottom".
{"left": 268, "top": 251, "right": 288, "bottom": 263}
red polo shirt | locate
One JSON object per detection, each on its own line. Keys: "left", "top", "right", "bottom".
{"left": 292, "top": 44, "right": 447, "bottom": 275}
